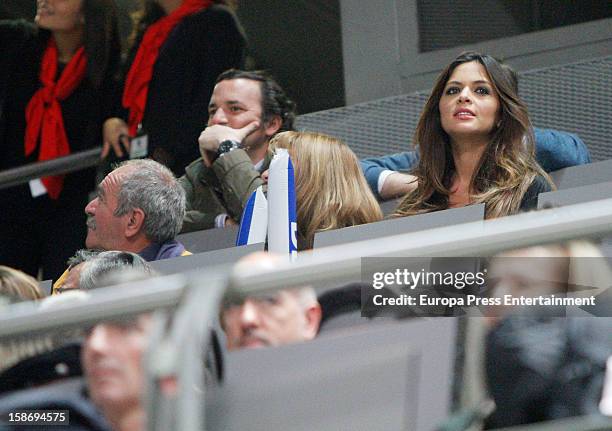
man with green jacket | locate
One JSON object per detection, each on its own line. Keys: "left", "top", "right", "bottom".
{"left": 179, "top": 69, "right": 296, "bottom": 233}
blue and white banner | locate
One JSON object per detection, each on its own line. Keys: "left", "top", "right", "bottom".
{"left": 267, "top": 149, "right": 298, "bottom": 259}
{"left": 236, "top": 185, "right": 268, "bottom": 246}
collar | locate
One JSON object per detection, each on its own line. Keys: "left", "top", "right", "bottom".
{"left": 139, "top": 239, "right": 187, "bottom": 261}
{"left": 138, "top": 242, "right": 162, "bottom": 262}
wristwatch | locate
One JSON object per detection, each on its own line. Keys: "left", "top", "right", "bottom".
{"left": 215, "top": 139, "right": 241, "bottom": 160}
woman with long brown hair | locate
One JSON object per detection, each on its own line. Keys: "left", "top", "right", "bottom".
{"left": 270, "top": 131, "right": 383, "bottom": 249}
{"left": 394, "top": 51, "right": 553, "bottom": 219}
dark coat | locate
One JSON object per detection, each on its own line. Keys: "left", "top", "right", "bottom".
{"left": 0, "top": 20, "right": 119, "bottom": 279}
{"left": 179, "top": 149, "right": 269, "bottom": 233}
{"left": 0, "top": 377, "right": 111, "bottom": 431}
{"left": 485, "top": 316, "right": 612, "bottom": 428}
{"left": 125, "top": 5, "right": 246, "bottom": 176}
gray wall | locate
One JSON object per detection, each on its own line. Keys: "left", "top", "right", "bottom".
{"left": 417, "top": 0, "right": 611, "bottom": 53}
{"left": 341, "top": 0, "right": 612, "bottom": 104}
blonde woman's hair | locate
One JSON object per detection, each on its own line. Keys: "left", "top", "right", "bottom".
{"left": 270, "top": 131, "right": 383, "bottom": 248}
{"left": 0, "top": 266, "right": 43, "bottom": 302}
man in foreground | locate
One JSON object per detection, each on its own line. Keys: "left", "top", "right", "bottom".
{"left": 221, "top": 252, "right": 321, "bottom": 350}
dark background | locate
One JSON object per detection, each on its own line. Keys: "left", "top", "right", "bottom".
{"left": 0, "top": 0, "right": 345, "bottom": 116}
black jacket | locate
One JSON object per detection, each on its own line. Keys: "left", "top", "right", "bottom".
{"left": 0, "top": 19, "right": 118, "bottom": 195}
{"left": 123, "top": 5, "right": 246, "bottom": 176}
{"left": 0, "top": 377, "right": 111, "bottom": 431}
{"left": 485, "top": 316, "right": 612, "bottom": 428}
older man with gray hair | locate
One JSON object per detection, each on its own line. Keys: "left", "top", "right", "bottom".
{"left": 52, "top": 249, "right": 100, "bottom": 295}
{"left": 78, "top": 251, "right": 154, "bottom": 291}
{"left": 84, "top": 159, "right": 190, "bottom": 261}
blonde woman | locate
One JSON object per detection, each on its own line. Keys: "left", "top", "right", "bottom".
{"left": 0, "top": 266, "right": 43, "bottom": 302}
{"left": 270, "top": 131, "right": 383, "bottom": 249}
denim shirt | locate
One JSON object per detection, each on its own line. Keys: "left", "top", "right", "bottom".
{"left": 360, "top": 128, "right": 591, "bottom": 198}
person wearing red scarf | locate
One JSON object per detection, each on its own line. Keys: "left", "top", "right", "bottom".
{"left": 0, "top": 0, "right": 121, "bottom": 280}
{"left": 24, "top": 38, "right": 87, "bottom": 200}
{"left": 102, "top": 0, "right": 246, "bottom": 176}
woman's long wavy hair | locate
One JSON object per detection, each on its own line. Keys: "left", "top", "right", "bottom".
{"left": 270, "top": 131, "right": 383, "bottom": 249}
{"left": 393, "top": 51, "right": 553, "bottom": 219}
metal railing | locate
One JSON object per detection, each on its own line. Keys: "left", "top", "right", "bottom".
{"left": 228, "top": 197, "right": 612, "bottom": 296}
{"left": 1, "top": 199, "right": 612, "bottom": 430}
{"left": 0, "top": 272, "right": 187, "bottom": 340}
{"left": 0, "top": 148, "right": 101, "bottom": 190}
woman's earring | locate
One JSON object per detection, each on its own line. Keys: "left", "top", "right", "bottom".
{"left": 496, "top": 120, "right": 502, "bottom": 128}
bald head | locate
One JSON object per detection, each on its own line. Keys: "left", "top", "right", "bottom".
{"left": 222, "top": 252, "right": 321, "bottom": 351}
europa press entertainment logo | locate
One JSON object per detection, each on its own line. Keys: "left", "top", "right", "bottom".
{"left": 361, "top": 257, "right": 611, "bottom": 318}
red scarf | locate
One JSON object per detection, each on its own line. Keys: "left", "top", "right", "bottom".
{"left": 122, "top": 0, "right": 212, "bottom": 136}
{"left": 25, "top": 38, "right": 87, "bottom": 200}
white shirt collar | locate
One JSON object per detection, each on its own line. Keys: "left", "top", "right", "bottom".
{"left": 253, "top": 158, "right": 265, "bottom": 172}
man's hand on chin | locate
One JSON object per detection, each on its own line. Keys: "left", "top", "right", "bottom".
{"left": 199, "top": 122, "right": 260, "bottom": 167}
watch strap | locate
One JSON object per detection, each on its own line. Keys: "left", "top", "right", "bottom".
{"left": 215, "top": 139, "right": 241, "bottom": 160}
